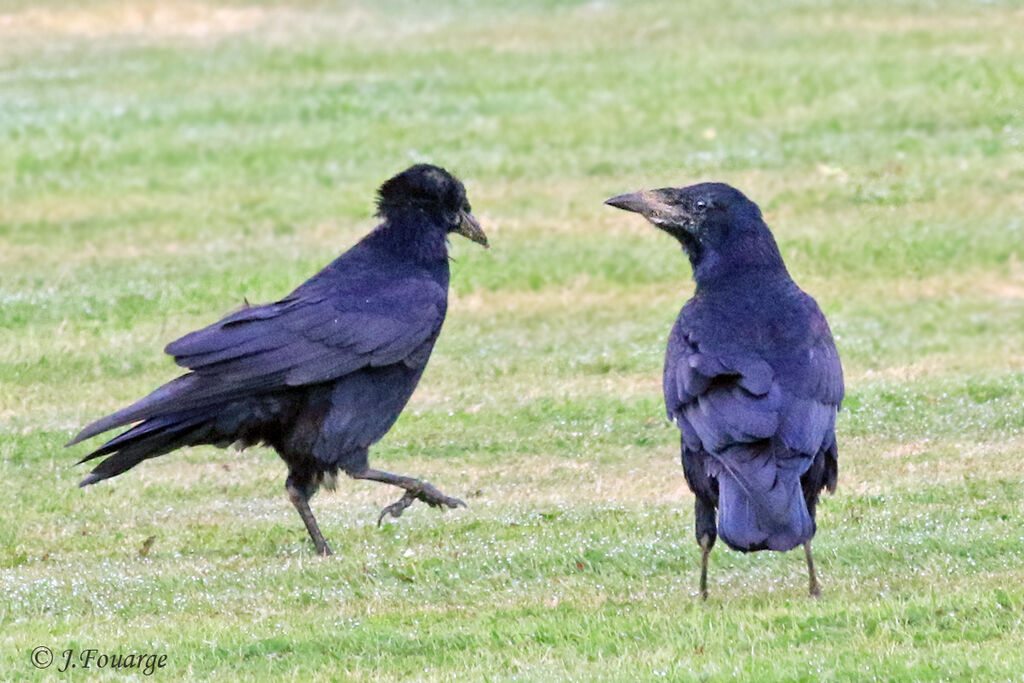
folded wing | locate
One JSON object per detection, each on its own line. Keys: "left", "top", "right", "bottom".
{"left": 664, "top": 299, "right": 843, "bottom": 551}
{"left": 69, "top": 273, "right": 446, "bottom": 446}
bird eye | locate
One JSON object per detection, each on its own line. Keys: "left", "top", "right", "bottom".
{"left": 695, "top": 200, "right": 707, "bottom": 211}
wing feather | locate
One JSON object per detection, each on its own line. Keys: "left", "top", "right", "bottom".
{"left": 163, "top": 275, "right": 446, "bottom": 401}
{"left": 665, "top": 295, "right": 843, "bottom": 460}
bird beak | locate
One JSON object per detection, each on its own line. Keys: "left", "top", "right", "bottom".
{"left": 605, "top": 189, "right": 674, "bottom": 219}
{"left": 605, "top": 189, "right": 687, "bottom": 230}
{"left": 454, "top": 209, "right": 489, "bottom": 248}
{"left": 604, "top": 191, "right": 651, "bottom": 214}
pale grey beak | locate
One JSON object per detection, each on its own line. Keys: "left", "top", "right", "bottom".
{"left": 604, "top": 189, "right": 686, "bottom": 229}
{"left": 604, "top": 191, "right": 651, "bottom": 214}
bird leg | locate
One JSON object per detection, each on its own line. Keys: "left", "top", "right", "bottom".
{"left": 693, "top": 497, "right": 717, "bottom": 601}
{"left": 699, "top": 533, "right": 712, "bottom": 601}
{"left": 347, "top": 467, "right": 465, "bottom": 526}
{"left": 805, "top": 541, "right": 821, "bottom": 598}
{"left": 286, "top": 481, "right": 333, "bottom": 556}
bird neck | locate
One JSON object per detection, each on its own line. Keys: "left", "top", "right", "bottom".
{"left": 687, "top": 222, "right": 790, "bottom": 292}
{"left": 364, "top": 211, "right": 451, "bottom": 267}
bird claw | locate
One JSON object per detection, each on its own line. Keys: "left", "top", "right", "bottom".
{"left": 377, "top": 491, "right": 416, "bottom": 526}
{"left": 376, "top": 483, "right": 465, "bottom": 527}
{"left": 416, "top": 481, "right": 466, "bottom": 511}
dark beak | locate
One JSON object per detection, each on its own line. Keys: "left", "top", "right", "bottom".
{"left": 453, "top": 209, "right": 489, "bottom": 248}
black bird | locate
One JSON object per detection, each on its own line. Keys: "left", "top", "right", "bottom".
{"left": 605, "top": 183, "right": 843, "bottom": 598}
{"left": 68, "top": 164, "right": 488, "bottom": 556}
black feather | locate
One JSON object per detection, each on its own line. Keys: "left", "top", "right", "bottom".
{"left": 68, "top": 164, "right": 485, "bottom": 554}
{"left": 608, "top": 181, "right": 843, "bottom": 596}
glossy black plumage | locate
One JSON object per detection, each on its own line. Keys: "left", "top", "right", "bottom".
{"left": 606, "top": 182, "right": 843, "bottom": 597}
{"left": 69, "top": 164, "right": 488, "bottom": 555}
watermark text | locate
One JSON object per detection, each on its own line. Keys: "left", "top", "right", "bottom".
{"left": 31, "top": 646, "right": 168, "bottom": 675}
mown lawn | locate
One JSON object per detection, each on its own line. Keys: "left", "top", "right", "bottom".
{"left": 2, "top": 0, "right": 1023, "bottom": 680}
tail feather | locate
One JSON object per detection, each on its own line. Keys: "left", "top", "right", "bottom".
{"left": 717, "top": 470, "right": 813, "bottom": 551}
{"left": 67, "top": 374, "right": 200, "bottom": 446}
{"left": 710, "top": 442, "right": 814, "bottom": 552}
{"left": 77, "top": 412, "right": 209, "bottom": 464}
{"left": 77, "top": 412, "right": 212, "bottom": 486}
{"left": 71, "top": 379, "right": 295, "bottom": 485}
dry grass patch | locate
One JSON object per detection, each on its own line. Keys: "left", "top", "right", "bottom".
{"left": 451, "top": 280, "right": 678, "bottom": 316}
{"left": 0, "top": 2, "right": 273, "bottom": 40}
{"left": 839, "top": 435, "right": 1024, "bottom": 493}
{"left": 815, "top": 8, "right": 1024, "bottom": 36}
{"left": 848, "top": 352, "right": 1024, "bottom": 383}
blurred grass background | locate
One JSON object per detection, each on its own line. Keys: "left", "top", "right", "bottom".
{"left": 2, "top": 0, "right": 1023, "bottom": 680}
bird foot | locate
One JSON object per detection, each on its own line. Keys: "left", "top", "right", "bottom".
{"left": 377, "top": 482, "right": 465, "bottom": 526}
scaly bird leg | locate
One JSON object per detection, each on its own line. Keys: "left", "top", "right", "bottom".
{"left": 286, "top": 481, "right": 333, "bottom": 556}
{"left": 805, "top": 541, "right": 821, "bottom": 598}
{"left": 699, "top": 533, "right": 712, "bottom": 601}
{"left": 693, "top": 497, "right": 717, "bottom": 601}
{"left": 347, "top": 467, "right": 465, "bottom": 526}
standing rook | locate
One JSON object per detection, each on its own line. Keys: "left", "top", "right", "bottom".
{"left": 606, "top": 183, "right": 843, "bottom": 598}
{"left": 69, "top": 164, "right": 488, "bottom": 556}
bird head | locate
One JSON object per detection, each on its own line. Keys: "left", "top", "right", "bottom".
{"left": 376, "top": 164, "right": 488, "bottom": 248}
{"left": 605, "top": 182, "right": 784, "bottom": 285}
{"left": 604, "top": 182, "right": 760, "bottom": 243}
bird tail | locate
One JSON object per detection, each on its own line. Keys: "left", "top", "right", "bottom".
{"left": 67, "top": 373, "right": 202, "bottom": 447}
{"left": 67, "top": 373, "right": 236, "bottom": 486}
{"left": 75, "top": 411, "right": 215, "bottom": 486}
{"left": 711, "top": 442, "right": 814, "bottom": 552}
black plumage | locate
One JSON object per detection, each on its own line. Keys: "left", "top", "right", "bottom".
{"left": 69, "top": 164, "right": 488, "bottom": 555}
{"left": 605, "top": 182, "right": 843, "bottom": 598}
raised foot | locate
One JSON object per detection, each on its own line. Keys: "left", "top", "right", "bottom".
{"left": 377, "top": 482, "right": 466, "bottom": 526}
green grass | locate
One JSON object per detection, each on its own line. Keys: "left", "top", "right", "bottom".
{"left": 3, "top": 0, "right": 1024, "bottom": 679}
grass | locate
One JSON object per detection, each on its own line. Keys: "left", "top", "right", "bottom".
{"left": 2, "top": 0, "right": 1024, "bottom": 679}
